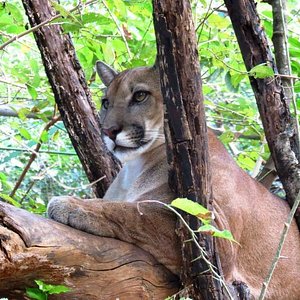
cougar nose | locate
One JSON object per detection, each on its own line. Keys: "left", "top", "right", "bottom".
{"left": 102, "top": 126, "right": 122, "bottom": 141}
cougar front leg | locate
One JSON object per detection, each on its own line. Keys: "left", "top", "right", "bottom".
{"left": 47, "top": 196, "right": 181, "bottom": 275}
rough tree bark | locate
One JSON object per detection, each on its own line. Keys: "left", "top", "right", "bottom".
{"left": 224, "top": 0, "right": 300, "bottom": 229}
{"left": 0, "top": 202, "right": 179, "bottom": 299}
{"left": 270, "top": 0, "right": 294, "bottom": 104}
{"left": 21, "top": 0, "right": 120, "bottom": 198}
{"left": 153, "top": 1, "right": 229, "bottom": 299}
{"left": 257, "top": 0, "right": 294, "bottom": 189}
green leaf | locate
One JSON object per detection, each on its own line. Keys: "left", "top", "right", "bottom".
{"left": 17, "top": 107, "right": 31, "bottom": 121}
{"left": 26, "top": 84, "right": 38, "bottom": 100}
{"left": 34, "top": 280, "right": 70, "bottom": 295}
{"left": 230, "top": 73, "right": 246, "bottom": 88}
{"left": 19, "top": 128, "right": 32, "bottom": 140}
{"left": 48, "top": 285, "right": 71, "bottom": 294}
{"left": 237, "top": 153, "right": 256, "bottom": 171}
{"left": 248, "top": 64, "right": 274, "bottom": 79}
{"left": 26, "top": 288, "right": 47, "bottom": 300}
{"left": 52, "top": 130, "right": 60, "bottom": 142}
{"left": 289, "top": 37, "right": 300, "bottom": 49}
{"left": 40, "top": 131, "right": 49, "bottom": 143}
{"left": 171, "top": 198, "right": 213, "bottom": 222}
{"left": 219, "top": 131, "right": 235, "bottom": 144}
{"left": 0, "top": 193, "right": 21, "bottom": 207}
{"left": 225, "top": 71, "right": 238, "bottom": 92}
{"left": 50, "top": 1, "right": 71, "bottom": 18}
{"left": 102, "top": 40, "right": 115, "bottom": 65}
{"left": 197, "top": 224, "right": 237, "bottom": 243}
{"left": 294, "top": 81, "right": 300, "bottom": 93}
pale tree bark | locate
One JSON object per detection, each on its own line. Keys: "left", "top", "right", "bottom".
{"left": 224, "top": 0, "right": 300, "bottom": 230}
{"left": 0, "top": 202, "right": 179, "bottom": 299}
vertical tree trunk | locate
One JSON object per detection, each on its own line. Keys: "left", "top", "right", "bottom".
{"left": 271, "top": 0, "right": 294, "bottom": 104}
{"left": 153, "top": 1, "right": 225, "bottom": 299}
{"left": 21, "top": 0, "right": 120, "bottom": 197}
{"left": 257, "top": 0, "right": 294, "bottom": 189}
{"left": 224, "top": 0, "right": 300, "bottom": 229}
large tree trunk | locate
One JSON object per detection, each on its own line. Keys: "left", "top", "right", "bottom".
{"left": 224, "top": 0, "right": 300, "bottom": 229}
{"left": 21, "top": 0, "right": 120, "bottom": 198}
{"left": 0, "top": 202, "right": 179, "bottom": 299}
{"left": 153, "top": 1, "right": 232, "bottom": 299}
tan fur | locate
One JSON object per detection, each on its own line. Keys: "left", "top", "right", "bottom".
{"left": 48, "top": 63, "right": 300, "bottom": 299}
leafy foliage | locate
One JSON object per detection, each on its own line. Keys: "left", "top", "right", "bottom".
{"left": 171, "top": 198, "right": 236, "bottom": 243}
{"left": 0, "top": 0, "right": 299, "bottom": 211}
{"left": 26, "top": 280, "right": 70, "bottom": 300}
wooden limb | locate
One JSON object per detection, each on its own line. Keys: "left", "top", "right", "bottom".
{"left": 21, "top": 0, "right": 120, "bottom": 198}
{"left": 0, "top": 201, "right": 179, "bottom": 299}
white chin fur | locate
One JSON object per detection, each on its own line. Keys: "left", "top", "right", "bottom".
{"left": 103, "top": 131, "right": 164, "bottom": 164}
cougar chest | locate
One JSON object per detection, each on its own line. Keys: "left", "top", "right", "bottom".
{"left": 103, "top": 144, "right": 172, "bottom": 202}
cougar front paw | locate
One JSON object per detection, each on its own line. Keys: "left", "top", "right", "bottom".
{"left": 47, "top": 196, "right": 78, "bottom": 226}
{"left": 47, "top": 196, "right": 102, "bottom": 235}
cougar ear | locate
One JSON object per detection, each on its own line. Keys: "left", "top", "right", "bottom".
{"left": 96, "top": 61, "right": 119, "bottom": 87}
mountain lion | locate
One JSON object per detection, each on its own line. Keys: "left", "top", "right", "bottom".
{"left": 48, "top": 61, "right": 300, "bottom": 299}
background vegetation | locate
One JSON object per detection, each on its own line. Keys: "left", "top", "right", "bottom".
{"left": 0, "top": 0, "right": 299, "bottom": 214}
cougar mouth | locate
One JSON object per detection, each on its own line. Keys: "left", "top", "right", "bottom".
{"left": 113, "top": 139, "right": 150, "bottom": 152}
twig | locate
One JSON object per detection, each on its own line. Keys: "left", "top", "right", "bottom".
{"left": 20, "top": 165, "right": 49, "bottom": 203}
{"left": 0, "top": 129, "right": 38, "bottom": 155}
{"left": 276, "top": 74, "right": 300, "bottom": 80}
{"left": 276, "top": 0, "right": 300, "bottom": 148}
{"left": 9, "top": 115, "right": 61, "bottom": 198}
{"left": 0, "top": 78, "right": 26, "bottom": 89}
{"left": 101, "top": 0, "right": 132, "bottom": 59}
{"left": 206, "top": 49, "right": 300, "bottom": 81}
{"left": 0, "top": 147, "right": 76, "bottom": 156}
{"left": 259, "top": 190, "right": 300, "bottom": 299}
{"left": 137, "top": 200, "right": 234, "bottom": 300}
{"left": 49, "top": 175, "right": 106, "bottom": 191}
{"left": 0, "top": 0, "right": 98, "bottom": 51}
{"left": 196, "top": 3, "right": 224, "bottom": 43}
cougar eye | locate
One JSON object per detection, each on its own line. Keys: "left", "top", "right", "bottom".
{"left": 133, "top": 91, "right": 149, "bottom": 102}
{"left": 101, "top": 98, "right": 109, "bottom": 109}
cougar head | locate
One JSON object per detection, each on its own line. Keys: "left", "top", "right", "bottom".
{"left": 96, "top": 61, "right": 164, "bottom": 163}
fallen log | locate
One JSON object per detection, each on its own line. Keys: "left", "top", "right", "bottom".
{"left": 0, "top": 201, "right": 179, "bottom": 299}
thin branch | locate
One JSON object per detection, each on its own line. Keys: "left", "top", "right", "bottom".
{"left": 0, "top": 0, "right": 98, "bottom": 51}
{"left": 207, "top": 49, "right": 300, "bottom": 81}
{"left": 101, "top": 0, "right": 132, "bottom": 59}
{"left": 49, "top": 174, "right": 106, "bottom": 191}
{"left": 0, "top": 105, "right": 48, "bottom": 119}
{"left": 196, "top": 3, "right": 224, "bottom": 43}
{"left": 137, "top": 200, "right": 234, "bottom": 300}
{"left": 0, "top": 147, "right": 76, "bottom": 156}
{"left": 9, "top": 115, "right": 61, "bottom": 198}
{"left": 276, "top": 0, "right": 300, "bottom": 148}
{"left": 0, "top": 78, "right": 26, "bottom": 89}
{"left": 259, "top": 190, "right": 300, "bottom": 299}
{"left": 0, "top": 129, "right": 38, "bottom": 155}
